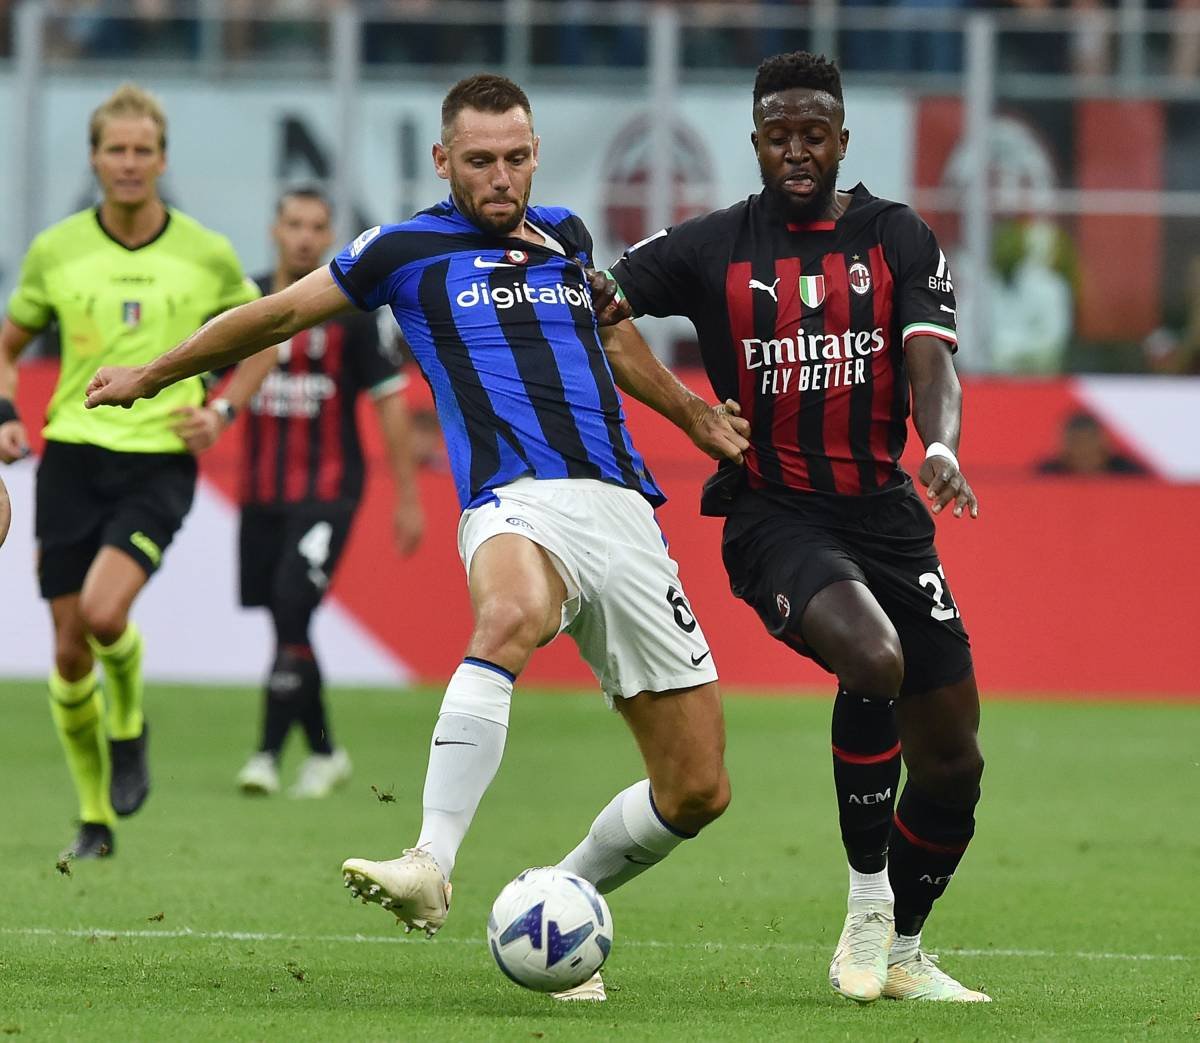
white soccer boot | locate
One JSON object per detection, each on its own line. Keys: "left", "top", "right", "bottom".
{"left": 342, "top": 848, "right": 452, "bottom": 936}
{"left": 236, "top": 752, "right": 280, "bottom": 796}
{"left": 552, "top": 972, "right": 606, "bottom": 1002}
{"left": 828, "top": 899, "right": 895, "bottom": 1003}
{"left": 884, "top": 950, "right": 991, "bottom": 1002}
{"left": 289, "top": 748, "right": 352, "bottom": 798}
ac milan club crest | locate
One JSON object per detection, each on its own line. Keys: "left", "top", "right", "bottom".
{"left": 797, "top": 275, "right": 825, "bottom": 309}
{"left": 504, "top": 249, "right": 529, "bottom": 265}
{"left": 776, "top": 593, "right": 791, "bottom": 619}
{"left": 848, "top": 262, "right": 872, "bottom": 296}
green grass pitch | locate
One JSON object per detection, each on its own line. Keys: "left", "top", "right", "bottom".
{"left": 0, "top": 681, "right": 1196, "bottom": 1041}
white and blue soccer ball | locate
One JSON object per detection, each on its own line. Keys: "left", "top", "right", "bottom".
{"left": 487, "top": 867, "right": 614, "bottom": 992}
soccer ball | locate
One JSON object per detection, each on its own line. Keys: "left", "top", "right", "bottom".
{"left": 487, "top": 867, "right": 613, "bottom": 993}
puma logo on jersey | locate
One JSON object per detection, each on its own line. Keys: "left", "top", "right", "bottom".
{"left": 749, "top": 278, "right": 781, "bottom": 302}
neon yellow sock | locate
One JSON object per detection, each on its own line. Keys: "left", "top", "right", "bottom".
{"left": 88, "top": 623, "right": 144, "bottom": 740}
{"left": 48, "top": 671, "right": 115, "bottom": 826}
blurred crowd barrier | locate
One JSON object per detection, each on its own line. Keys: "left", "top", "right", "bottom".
{"left": 1, "top": 361, "right": 1196, "bottom": 695}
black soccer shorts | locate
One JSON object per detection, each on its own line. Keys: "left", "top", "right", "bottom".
{"left": 720, "top": 479, "right": 973, "bottom": 697}
{"left": 238, "top": 501, "right": 356, "bottom": 613}
{"left": 35, "top": 440, "right": 197, "bottom": 600}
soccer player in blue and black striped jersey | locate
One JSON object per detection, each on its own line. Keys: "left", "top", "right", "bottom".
{"left": 87, "top": 73, "right": 749, "bottom": 1001}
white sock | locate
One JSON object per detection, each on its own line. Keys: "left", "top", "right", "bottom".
{"left": 890, "top": 931, "right": 921, "bottom": 964}
{"left": 415, "top": 661, "right": 512, "bottom": 880}
{"left": 848, "top": 864, "right": 894, "bottom": 905}
{"left": 557, "top": 779, "right": 691, "bottom": 894}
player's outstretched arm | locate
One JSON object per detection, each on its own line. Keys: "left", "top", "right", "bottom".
{"left": 373, "top": 391, "right": 424, "bottom": 557}
{"left": 85, "top": 268, "right": 354, "bottom": 409}
{"left": 599, "top": 320, "right": 749, "bottom": 464}
{"left": 907, "top": 336, "right": 978, "bottom": 519}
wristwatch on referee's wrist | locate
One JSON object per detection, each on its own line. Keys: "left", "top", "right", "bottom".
{"left": 210, "top": 398, "right": 237, "bottom": 425}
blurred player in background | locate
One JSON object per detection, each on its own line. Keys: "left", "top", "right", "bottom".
{"left": 0, "top": 84, "right": 261, "bottom": 860}
{"left": 85, "top": 73, "right": 748, "bottom": 1003}
{"left": 210, "top": 185, "right": 424, "bottom": 799}
{"left": 596, "top": 52, "right": 989, "bottom": 1003}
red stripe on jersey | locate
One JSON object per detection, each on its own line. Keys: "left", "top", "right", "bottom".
{"left": 315, "top": 325, "right": 345, "bottom": 501}
{"left": 283, "top": 333, "right": 312, "bottom": 503}
{"left": 770, "top": 256, "right": 809, "bottom": 489}
{"left": 788, "top": 220, "right": 837, "bottom": 232}
{"left": 725, "top": 261, "right": 761, "bottom": 484}
{"left": 255, "top": 391, "right": 280, "bottom": 503}
{"left": 868, "top": 244, "right": 897, "bottom": 486}
{"left": 819, "top": 254, "right": 859, "bottom": 494}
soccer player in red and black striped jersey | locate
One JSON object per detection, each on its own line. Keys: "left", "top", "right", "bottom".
{"left": 599, "top": 52, "right": 989, "bottom": 1004}
{"left": 197, "top": 187, "right": 424, "bottom": 799}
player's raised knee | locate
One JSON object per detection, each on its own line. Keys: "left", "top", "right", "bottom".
{"left": 469, "top": 594, "right": 549, "bottom": 665}
{"left": 657, "top": 770, "right": 731, "bottom": 834}
{"left": 78, "top": 599, "right": 128, "bottom": 647}
{"left": 839, "top": 639, "right": 904, "bottom": 700}
{"left": 911, "top": 748, "right": 984, "bottom": 805}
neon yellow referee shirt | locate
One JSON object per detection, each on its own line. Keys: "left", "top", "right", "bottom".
{"left": 7, "top": 207, "right": 260, "bottom": 454}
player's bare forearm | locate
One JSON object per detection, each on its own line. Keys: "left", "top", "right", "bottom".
{"left": 600, "top": 321, "right": 749, "bottom": 463}
{"left": 907, "top": 336, "right": 962, "bottom": 450}
{"left": 86, "top": 268, "right": 353, "bottom": 408}
{"left": 907, "top": 336, "right": 978, "bottom": 518}
{"left": 220, "top": 345, "right": 279, "bottom": 412}
{"left": 374, "top": 391, "right": 420, "bottom": 502}
{"left": 0, "top": 317, "right": 37, "bottom": 400}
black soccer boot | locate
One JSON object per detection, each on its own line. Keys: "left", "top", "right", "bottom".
{"left": 61, "top": 822, "right": 115, "bottom": 861}
{"left": 110, "top": 722, "right": 150, "bottom": 816}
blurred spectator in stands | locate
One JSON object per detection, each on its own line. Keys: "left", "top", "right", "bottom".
{"left": 1, "top": 0, "right": 12, "bottom": 58}
{"left": 842, "top": 0, "right": 964, "bottom": 73}
{"left": 547, "top": 0, "right": 646, "bottom": 67}
{"left": 1169, "top": 0, "right": 1200, "bottom": 78}
{"left": 995, "top": 0, "right": 1112, "bottom": 77}
{"left": 990, "top": 218, "right": 1076, "bottom": 373}
{"left": 1141, "top": 257, "right": 1200, "bottom": 373}
{"left": 363, "top": 0, "right": 503, "bottom": 65}
{"left": 1036, "top": 411, "right": 1149, "bottom": 475}
{"left": 48, "top": 0, "right": 199, "bottom": 59}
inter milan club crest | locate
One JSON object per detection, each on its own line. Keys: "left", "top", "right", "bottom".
{"left": 122, "top": 301, "right": 141, "bottom": 327}
{"left": 776, "top": 593, "right": 791, "bottom": 619}
{"left": 504, "top": 249, "right": 529, "bottom": 265}
{"left": 848, "top": 261, "right": 872, "bottom": 296}
{"left": 797, "top": 275, "right": 825, "bottom": 309}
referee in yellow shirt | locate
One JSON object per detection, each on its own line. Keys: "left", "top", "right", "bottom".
{"left": 0, "top": 84, "right": 264, "bottom": 860}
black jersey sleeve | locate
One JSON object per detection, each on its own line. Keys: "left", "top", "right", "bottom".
{"left": 608, "top": 219, "right": 708, "bottom": 320}
{"left": 347, "top": 310, "right": 408, "bottom": 399}
{"left": 883, "top": 206, "right": 958, "bottom": 351}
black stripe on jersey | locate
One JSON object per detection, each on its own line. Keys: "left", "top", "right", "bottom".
{"left": 488, "top": 269, "right": 602, "bottom": 483}
{"left": 888, "top": 357, "right": 908, "bottom": 466}
{"left": 846, "top": 260, "right": 879, "bottom": 492}
{"left": 418, "top": 260, "right": 527, "bottom": 494}
{"left": 797, "top": 264, "right": 834, "bottom": 492}
{"left": 246, "top": 398, "right": 262, "bottom": 502}
{"left": 305, "top": 331, "right": 326, "bottom": 501}
{"left": 750, "top": 262, "right": 785, "bottom": 487}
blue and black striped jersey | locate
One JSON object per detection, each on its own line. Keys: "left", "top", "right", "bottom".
{"left": 330, "top": 198, "right": 664, "bottom": 511}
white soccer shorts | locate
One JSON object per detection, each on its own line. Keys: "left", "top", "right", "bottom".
{"left": 457, "top": 477, "right": 718, "bottom": 702}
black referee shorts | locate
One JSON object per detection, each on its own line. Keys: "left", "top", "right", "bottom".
{"left": 721, "top": 480, "right": 973, "bottom": 697}
{"left": 35, "top": 440, "right": 197, "bottom": 600}
{"left": 238, "top": 501, "right": 356, "bottom": 613}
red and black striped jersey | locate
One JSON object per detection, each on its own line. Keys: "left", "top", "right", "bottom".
{"left": 610, "top": 184, "right": 957, "bottom": 497}
{"left": 240, "top": 274, "right": 406, "bottom": 507}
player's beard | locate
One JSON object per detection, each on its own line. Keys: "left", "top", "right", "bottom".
{"left": 762, "top": 159, "right": 840, "bottom": 223}
{"left": 452, "top": 175, "right": 531, "bottom": 238}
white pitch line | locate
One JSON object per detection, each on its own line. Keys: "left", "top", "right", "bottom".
{"left": 1, "top": 926, "right": 1191, "bottom": 962}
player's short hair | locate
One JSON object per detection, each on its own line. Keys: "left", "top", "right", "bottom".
{"left": 89, "top": 82, "right": 168, "bottom": 151}
{"left": 441, "top": 73, "right": 533, "bottom": 141}
{"left": 276, "top": 184, "right": 333, "bottom": 218}
{"left": 753, "top": 52, "right": 843, "bottom": 108}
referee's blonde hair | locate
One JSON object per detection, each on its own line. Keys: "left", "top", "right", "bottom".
{"left": 89, "top": 83, "right": 168, "bottom": 151}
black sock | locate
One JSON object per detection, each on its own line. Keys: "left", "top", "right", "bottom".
{"left": 831, "top": 688, "right": 901, "bottom": 874}
{"left": 888, "top": 783, "right": 979, "bottom": 936}
{"left": 260, "top": 645, "right": 331, "bottom": 756}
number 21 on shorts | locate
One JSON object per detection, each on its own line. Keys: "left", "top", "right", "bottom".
{"left": 918, "top": 565, "right": 959, "bottom": 621}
